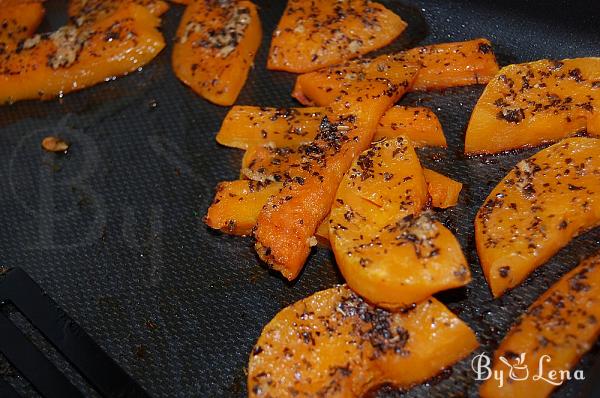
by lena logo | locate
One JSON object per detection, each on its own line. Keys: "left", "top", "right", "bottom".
{"left": 471, "top": 352, "right": 585, "bottom": 388}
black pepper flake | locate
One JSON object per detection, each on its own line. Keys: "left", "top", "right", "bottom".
{"left": 568, "top": 68, "right": 584, "bottom": 83}
{"left": 497, "top": 108, "right": 525, "bottom": 123}
{"left": 498, "top": 266, "right": 510, "bottom": 278}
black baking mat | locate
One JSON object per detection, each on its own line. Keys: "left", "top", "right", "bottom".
{"left": 0, "top": 0, "right": 599, "bottom": 397}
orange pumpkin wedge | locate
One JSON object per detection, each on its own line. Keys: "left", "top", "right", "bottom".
{"left": 248, "top": 285, "right": 478, "bottom": 398}
{"left": 253, "top": 64, "right": 419, "bottom": 280}
{"left": 480, "top": 253, "right": 600, "bottom": 398}
{"left": 216, "top": 106, "right": 325, "bottom": 150}
{"left": 423, "top": 168, "right": 462, "bottom": 208}
{"left": 375, "top": 105, "right": 446, "bottom": 147}
{"left": 329, "top": 137, "right": 470, "bottom": 309}
{"left": 465, "top": 58, "right": 600, "bottom": 154}
{"left": 217, "top": 105, "right": 446, "bottom": 150}
{"left": 292, "top": 39, "right": 499, "bottom": 105}
{"left": 475, "top": 137, "right": 600, "bottom": 298}
{"left": 68, "top": 0, "right": 169, "bottom": 24}
{"left": 0, "top": 3, "right": 165, "bottom": 104}
{"left": 172, "top": 0, "right": 261, "bottom": 106}
{"left": 400, "top": 38, "right": 500, "bottom": 91}
{"left": 0, "top": 0, "right": 44, "bottom": 43}
{"left": 267, "top": 0, "right": 407, "bottom": 73}
{"left": 204, "top": 180, "right": 282, "bottom": 236}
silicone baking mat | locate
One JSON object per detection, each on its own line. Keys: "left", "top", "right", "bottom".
{"left": 0, "top": 0, "right": 599, "bottom": 396}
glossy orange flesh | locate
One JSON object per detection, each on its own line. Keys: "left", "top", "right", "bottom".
{"left": 0, "top": 0, "right": 44, "bottom": 43}
{"left": 475, "top": 137, "right": 600, "bottom": 297}
{"left": 465, "top": 58, "right": 600, "bottom": 154}
{"left": 0, "top": 3, "right": 165, "bottom": 104}
{"left": 480, "top": 253, "right": 600, "bottom": 398}
{"left": 248, "top": 285, "right": 478, "bottom": 397}
{"left": 329, "top": 138, "right": 470, "bottom": 309}
{"left": 375, "top": 105, "right": 447, "bottom": 147}
{"left": 423, "top": 168, "right": 462, "bottom": 208}
{"left": 172, "top": 0, "right": 262, "bottom": 106}
{"left": 292, "top": 38, "right": 499, "bottom": 105}
{"left": 267, "top": 0, "right": 406, "bottom": 73}
{"left": 253, "top": 63, "right": 419, "bottom": 280}
{"left": 204, "top": 180, "right": 282, "bottom": 236}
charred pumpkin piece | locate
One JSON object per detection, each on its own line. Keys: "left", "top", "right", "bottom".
{"left": 68, "top": 0, "right": 169, "bottom": 24}
{"left": 253, "top": 64, "right": 419, "bottom": 280}
{"left": 292, "top": 39, "right": 499, "bottom": 105}
{"left": 329, "top": 138, "right": 470, "bottom": 309}
{"left": 400, "top": 38, "right": 499, "bottom": 91}
{"left": 0, "top": 3, "right": 165, "bottom": 104}
{"left": 465, "top": 58, "right": 600, "bottom": 154}
{"left": 375, "top": 105, "right": 446, "bottom": 147}
{"left": 242, "top": 143, "right": 462, "bottom": 210}
{"left": 475, "top": 137, "right": 600, "bottom": 298}
{"left": 267, "top": 0, "right": 407, "bottom": 73}
{"left": 291, "top": 54, "right": 421, "bottom": 107}
{"left": 240, "top": 144, "right": 304, "bottom": 182}
{"left": 423, "top": 168, "right": 462, "bottom": 209}
{"left": 480, "top": 253, "right": 600, "bottom": 398}
{"left": 218, "top": 105, "right": 445, "bottom": 151}
{"left": 249, "top": 285, "right": 478, "bottom": 398}
{"left": 317, "top": 168, "right": 460, "bottom": 244}
{"left": 217, "top": 106, "right": 325, "bottom": 150}
{"left": 233, "top": 142, "right": 461, "bottom": 240}
{"left": 0, "top": 0, "right": 44, "bottom": 43}
{"left": 205, "top": 145, "right": 459, "bottom": 241}
{"left": 204, "top": 180, "right": 282, "bottom": 236}
{"left": 172, "top": 0, "right": 262, "bottom": 106}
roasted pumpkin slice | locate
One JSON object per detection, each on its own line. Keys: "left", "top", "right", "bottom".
{"left": 292, "top": 39, "right": 499, "bottom": 105}
{"left": 399, "top": 38, "right": 499, "bottom": 91}
{"left": 218, "top": 105, "right": 445, "bottom": 150}
{"left": 375, "top": 105, "right": 447, "bottom": 147}
{"left": 465, "top": 58, "right": 600, "bottom": 154}
{"left": 423, "top": 168, "right": 462, "bottom": 208}
{"left": 329, "top": 138, "right": 470, "bottom": 309}
{"left": 0, "top": 3, "right": 165, "bottom": 104}
{"left": 253, "top": 63, "right": 419, "bottom": 280}
{"left": 204, "top": 180, "right": 282, "bottom": 236}
{"left": 0, "top": 0, "right": 44, "bottom": 43}
{"left": 480, "top": 253, "right": 600, "bottom": 398}
{"left": 68, "top": 0, "right": 169, "bottom": 24}
{"left": 217, "top": 106, "right": 325, "bottom": 150}
{"left": 172, "top": 0, "right": 261, "bottom": 106}
{"left": 248, "top": 285, "right": 478, "bottom": 398}
{"left": 267, "top": 0, "right": 406, "bottom": 73}
{"left": 475, "top": 137, "right": 600, "bottom": 298}
{"left": 291, "top": 53, "right": 420, "bottom": 107}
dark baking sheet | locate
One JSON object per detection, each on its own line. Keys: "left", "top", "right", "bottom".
{"left": 0, "top": 0, "right": 599, "bottom": 397}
